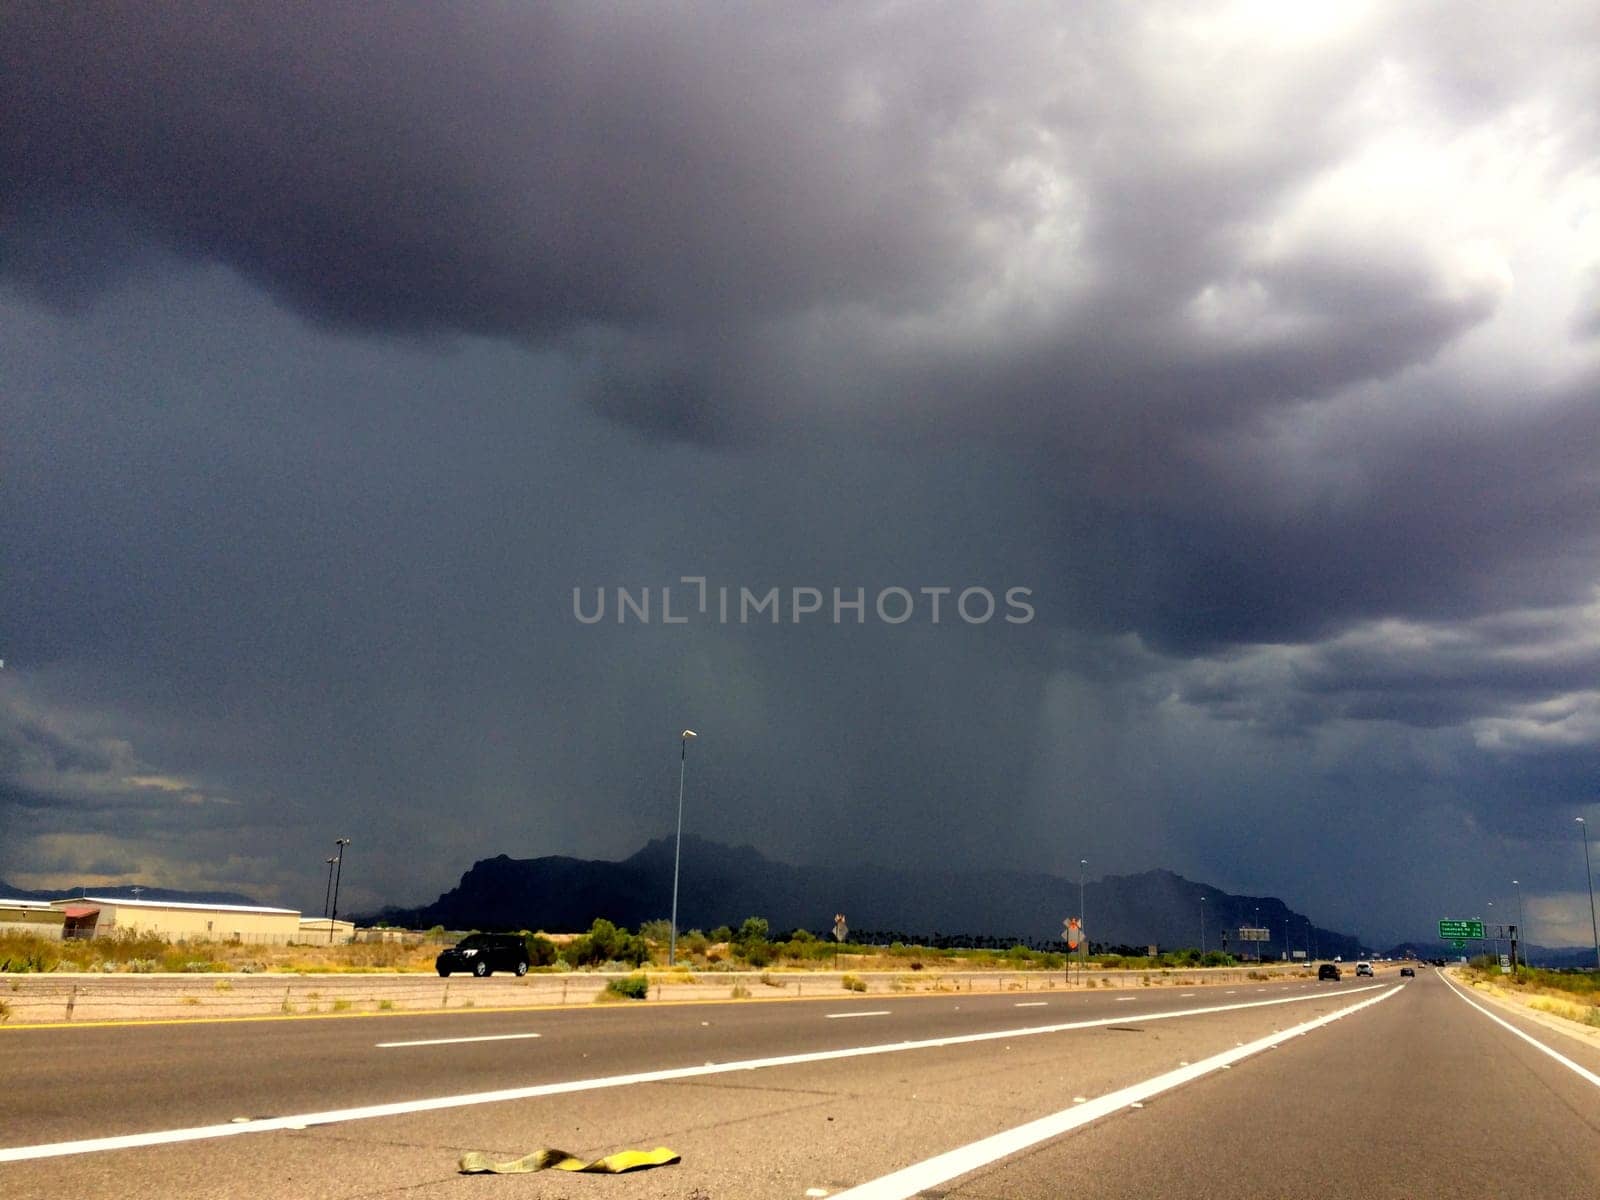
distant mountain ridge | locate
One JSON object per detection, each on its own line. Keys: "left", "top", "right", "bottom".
{"left": 0, "top": 879, "right": 265, "bottom": 907}
{"left": 374, "top": 836, "right": 1364, "bottom": 957}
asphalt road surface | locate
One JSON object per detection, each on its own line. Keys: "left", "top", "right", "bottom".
{"left": 2, "top": 969, "right": 1596, "bottom": 1198}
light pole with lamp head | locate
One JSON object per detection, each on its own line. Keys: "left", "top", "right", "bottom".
{"left": 1199, "top": 894, "right": 1206, "bottom": 957}
{"left": 329, "top": 838, "right": 350, "bottom": 944}
{"left": 1512, "top": 879, "right": 1524, "bottom": 969}
{"left": 1580, "top": 817, "right": 1600, "bottom": 970}
{"left": 323, "top": 856, "right": 338, "bottom": 920}
{"left": 669, "top": 730, "right": 698, "bottom": 966}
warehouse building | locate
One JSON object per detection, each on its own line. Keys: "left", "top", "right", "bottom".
{"left": 1, "top": 898, "right": 66, "bottom": 938}
{"left": 49, "top": 896, "right": 301, "bottom": 944}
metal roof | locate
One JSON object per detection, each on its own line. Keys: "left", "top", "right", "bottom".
{"left": 0, "top": 898, "right": 57, "bottom": 909}
{"left": 63, "top": 896, "right": 299, "bottom": 915}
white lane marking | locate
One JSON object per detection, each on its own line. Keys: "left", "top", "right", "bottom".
{"left": 376, "top": 1032, "right": 542, "bottom": 1049}
{"left": 825, "top": 1011, "right": 892, "bottom": 1020}
{"left": 1442, "top": 975, "right": 1600, "bottom": 1089}
{"left": 831, "top": 986, "right": 1403, "bottom": 1200}
{"left": 0, "top": 983, "right": 1385, "bottom": 1163}
{"left": 1013, "top": 1002, "right": 1048, "bottom": 1008}
{"left": 1179, "top": 993, "right": 1194, "bottom": 997}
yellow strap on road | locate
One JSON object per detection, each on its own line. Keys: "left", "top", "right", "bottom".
{"left": 458, "top": 1146, "right": 680, "bottom": 1174}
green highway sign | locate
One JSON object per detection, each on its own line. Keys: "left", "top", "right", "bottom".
{"left": 1438, "top": 919, "right": 1485, "bottom": 940}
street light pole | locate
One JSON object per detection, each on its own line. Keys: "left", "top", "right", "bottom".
{"left": 1579, "top": 817, "right": 1600, "bottom": 971}
{"left": 1079, "top": 858, "right": 1087, "bottom": 965}
{"left": 1512, "top": 879, "right": 1524, "bottom": 969}
{"left": 322, "top": 856, "right": 337, "bottom": 920}
{"left": 1199, "top": 895, "right": 1206, "bottom": 957}
{"left": 328, "top": 838, "right": 350, "bottom": 944}
{"left": 669, "top": 730, "right": 698, "bottom": 967}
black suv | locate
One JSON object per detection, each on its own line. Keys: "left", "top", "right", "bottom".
{"left": 436, "top": 933, "right": 530, "bottom": 977}
{"left": 1318, "top": 963, "right": 1341, "bottom": 980}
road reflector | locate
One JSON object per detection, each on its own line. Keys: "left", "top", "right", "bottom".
{"left": 459, "top": 1146, "right": 680, "bottom": 1174}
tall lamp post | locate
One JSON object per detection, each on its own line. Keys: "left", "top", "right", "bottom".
{"left": 328, "top": 838, "right": 350, "bottom": 944}
{"left": 669, "top": 730, "right": 698, "bottom": 967}
{"left": 1199, "top": 895, "right": 1206, "bottom": 957}
{"left": 1253, "top": 906, "right": 1260, "bottom": 962}
{"left": 1579, "top": 817, "right": 1600, "bottom": 970}
{"left": 1512, "top": 879, "right": 1524, "bottom": 969}
{"left": 1079, "top": 858, "right": 1087, "bottom": 964}
{"left": 1487, "top": 900, "right": 1498, "bottom": 963}
{"left": 322, "top": 856, "right": 338, "bottom": 920}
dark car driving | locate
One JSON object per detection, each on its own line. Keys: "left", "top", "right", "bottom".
{"left": 436, "top": 933, "right": 530, "bottom": 977}
{"left": 1400, "top": 966, "right": 1415, "bottom": 977}
{"left": 1318, "top": 962, "right": 1341, "bottom": 980}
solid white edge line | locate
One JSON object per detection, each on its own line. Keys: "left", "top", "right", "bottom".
{"left": 1441, "top": 974, "right": 1600, "bottom": 1089}
{"left": 376, "top": 1032, "right": 543, "bottom": 1049}
{"left": 825, "top": 1011, "right": 892, "bottom": 1019}
{"left": 1013, "top": 1002, "right": 1048, "bottom": 1008}
{"left": 0, "top": 982, "right": 1386, "bottom": 1163}
{"left": 832, "top": 984, "right": 1404, "bottom": 1200}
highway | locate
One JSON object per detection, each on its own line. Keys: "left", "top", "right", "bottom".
{"left": 2, "top": 969, "right": 1596, "bottom": 1198}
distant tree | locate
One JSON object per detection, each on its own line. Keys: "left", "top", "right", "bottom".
{"left": 710, "top": 925, "right": 733, "bottom": 943}
{"left": 734, "top": 916, "right": 769, "bottom": 947}
{"left": 638, "top": 918, "right": 673, "bottom": 944}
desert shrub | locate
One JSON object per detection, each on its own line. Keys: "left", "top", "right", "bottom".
{"left": 604, "top": 973, "right": 650, "bottom": 1000}
{"left": 741, "top": 941, "right": 773, "bottom": 968}
{"left": 638, "top": 919, "right": 673, "bottom": 944}
{"left": 523, "top": 934, "right": 559, "bottom": 967}
{"left": 679, "top": 929, "right": 710, "bottom": 956}
{"left": 841, "top": 973, "right": 867, "bottom": 993}
{"left": 564, "top": 919, "right": 649, "bottom": 968}
{"left": 730, "top": 982, "right": 751, "bottom": 998}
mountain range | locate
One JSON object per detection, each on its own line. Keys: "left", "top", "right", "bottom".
{"left": 0, "top": 880, "right": 265, "bottom": 907}
{"left": 373, "top": 835, "right": 1366, "bottom": 958}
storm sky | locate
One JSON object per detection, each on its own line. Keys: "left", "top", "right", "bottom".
{"left": 4, "top": 2, "right": 1599, "bottom": 946}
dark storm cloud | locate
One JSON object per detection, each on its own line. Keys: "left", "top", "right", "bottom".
{"left": 10, "top": 2, "right": 1583, "bottom": 444}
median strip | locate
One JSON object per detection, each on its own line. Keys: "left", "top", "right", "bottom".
{"left": 0, "top": 983, "right": 1386, "bottom": 1163}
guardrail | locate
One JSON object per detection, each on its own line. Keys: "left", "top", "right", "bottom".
{"left": 0, "top": 963, "right": 1327, "bottom": 1025}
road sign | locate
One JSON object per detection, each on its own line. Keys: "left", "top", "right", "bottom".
{"left": 1065, "top": 917, "right": 1082, "bottom": 950}
{"left": 1292, "top": 950, "right": 1307, "bottom": 959}
{"left": 1498, "top": 954, "right": 1511, "bottom": 974}
{"left": 833, "top": 914, "right": 848, "bottom": 942}
{"left": 1438, "top": 919, "right": 1485, "bottom": 940}
{"left": 1146, "top": 945, "right": 1158, "bottom": 957}
{"left": 1451, "top": 939, "right": 1466, "bottom": 949}
{"left": 1239, "top": 927, "right": 1270, "bottom": 941}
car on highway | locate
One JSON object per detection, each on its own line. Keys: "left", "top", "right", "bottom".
{"left": 1355, "top": 961, "right": 1374, "bottom": 977}
{"left": 1400, "top": 966, "right": 1415, "bottom": 977}
{"left": 1318, "top": 963, "right": 1341, "bottom": 980}
{"left": 436, "top": 933, "right": 530, "bottom": 977}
